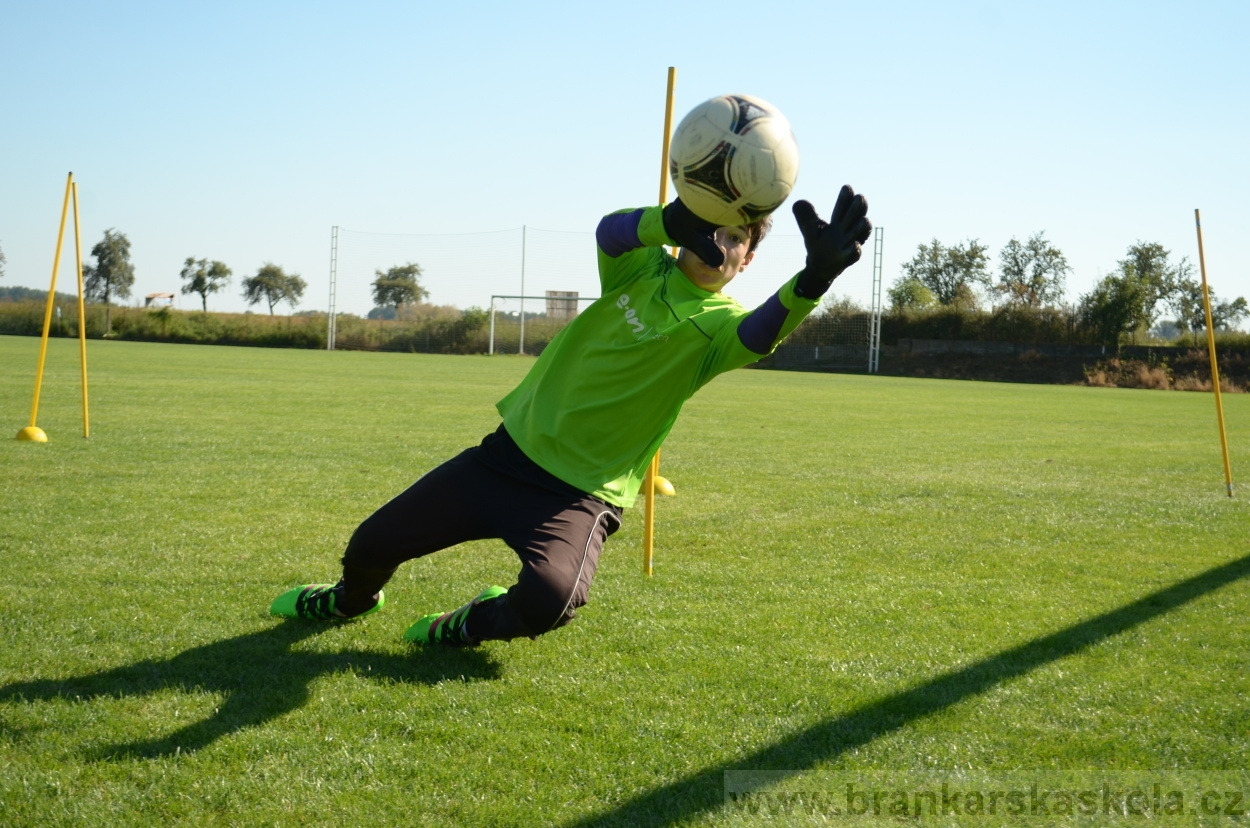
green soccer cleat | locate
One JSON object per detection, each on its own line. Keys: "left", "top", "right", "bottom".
{"left": 403, "top": 586, "right": 508, "bottom": 646}
{"left": 268, "top": 583, "right": 385, "bottom": 620}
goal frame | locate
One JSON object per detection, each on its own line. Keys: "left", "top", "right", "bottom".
{"left": 488, "top": 294, "right": 600, "bottom": 355}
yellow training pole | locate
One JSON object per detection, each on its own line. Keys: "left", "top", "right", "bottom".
{"left": 73, "top": 180, "right": 90, "bottom": 438}
{"left": 1194, "top": 209, "right": 1233, "bottom": 497}
{"left": 644, "top": 66, "right": 678, "bottom": 576}
{"left": 16, "top": 172, "right": 74, "bottom": 443}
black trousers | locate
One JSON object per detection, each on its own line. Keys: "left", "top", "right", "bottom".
{"left": 339, "top": 427, "right": 624, "bottom": 641}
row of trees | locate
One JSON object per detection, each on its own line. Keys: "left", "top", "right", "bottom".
{"left": 179, "top": 258, "right": 307, "bottom": 315}
{"left": 185, "top": 259, "right": 429, "bottom": 320}
{"left": 1, "top": 228, "right": 430, "bottom": 322}
{"left": 888, "top": 234, "right": 1247, "bottom": 344}
{"left": 3, "top": 229, "right": 310, "bottom": 331}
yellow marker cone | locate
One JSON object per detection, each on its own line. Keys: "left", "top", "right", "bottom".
{"left": 653, "top": 475, "right": 676, "bottom": 496}
{"left": 18, "top": 172, "right": 90, "bottom": 443}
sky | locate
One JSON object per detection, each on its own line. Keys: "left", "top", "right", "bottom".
{"left": 1, "top": 1, "right": 1246, "bottom": 323}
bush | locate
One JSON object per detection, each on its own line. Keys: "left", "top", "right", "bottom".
{"left": 1084, "top": 359, "right": 1173, "bottom": 390}
{"left": 0, "top": 302, "right": 493, "bottom": 352}
{"left": 0, "top": 301, "right": 54, "bottom": 337}
{"left": 879, "top": 304, "right": 1083, "bottom": 345}
{"left": 1083, "top": 352, "right": 1245, "bottom": 392}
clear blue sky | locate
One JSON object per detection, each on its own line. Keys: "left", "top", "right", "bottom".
{"left": 2, "top": 1, "right": 1246, "bottom": 322}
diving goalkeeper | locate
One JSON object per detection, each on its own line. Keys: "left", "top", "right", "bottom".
{"left": 270, "top": 186, "right": 871, "bottom": 646}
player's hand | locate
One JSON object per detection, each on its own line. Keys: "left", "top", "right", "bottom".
{"left": 662, "top": 198, "right": 726, "bottom": 268}
{"left": 792, "top": 185, "right": 872, "bottom": 299}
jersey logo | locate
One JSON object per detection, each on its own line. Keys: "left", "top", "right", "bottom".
{"left": 616, "top": 294, "right": 648, "bottom": 336}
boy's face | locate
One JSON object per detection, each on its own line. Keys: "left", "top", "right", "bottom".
{"left": 676, "top": 225, "right": 754, "bottom": 293}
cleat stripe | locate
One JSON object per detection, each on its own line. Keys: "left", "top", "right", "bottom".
{"left": 429, "top": 612, "right": 452, "bottom": 643}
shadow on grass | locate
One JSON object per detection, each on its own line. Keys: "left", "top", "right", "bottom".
{"left": 0, "top": 620, "right": 498, "bottom": 760}
{"left": 567, "top": 552, "right": 1250, "bottom": 828}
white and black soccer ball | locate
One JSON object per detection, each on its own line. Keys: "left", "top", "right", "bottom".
{"left": 669, "top": 94, "right": 799, "bottom": 227}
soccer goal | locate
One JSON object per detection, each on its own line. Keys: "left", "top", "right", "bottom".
{"left": 488, "top": 292, "right": 599, "bottom": 356}
{"left": 327, "top": 224, "right": 605, "bottom": 351}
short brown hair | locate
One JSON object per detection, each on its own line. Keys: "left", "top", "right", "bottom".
{"left": 746, "top": 214, "right": 773, "bottom": 253}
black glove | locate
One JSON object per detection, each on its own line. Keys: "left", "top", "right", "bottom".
{"left": 662, "top": 198, "right": 725, "bottom": 268}
{"left": 792, "top": 185, "right": 872, "bottom": 299}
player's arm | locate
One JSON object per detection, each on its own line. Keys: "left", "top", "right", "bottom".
{"left": 595, "top": 207, "right": 664, "bottom": 294}
{"left": 595, "top": 199, "right": 727, "bottom": 293}
{"left": 735, "top": 278, "right": 819, "bottom": 355}
{"left": 736, "top": 186, "right": 872, "bottom": 354}
{"left": 596, "top": 199, "right": 724, "bottom": 262}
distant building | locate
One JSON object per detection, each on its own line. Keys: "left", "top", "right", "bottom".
{"left": 546, "top": 290, "right": 578, "bottom": 320}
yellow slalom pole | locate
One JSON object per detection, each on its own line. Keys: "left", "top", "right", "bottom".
{"left": 73, "top": 180, "right": 90, "bottom": 438}
{"left": 1194, "top": 209, "right": 1233, "bottom": 497}
{"left": 16, "top": 172, "right": 74, "bottom": 443}
{"left": 644, "top": 67, "right": 678, "bottom": 576}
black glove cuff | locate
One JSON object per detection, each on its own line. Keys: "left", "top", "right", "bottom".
{"left": 794, "top": 268, "right": 836, "bottom": 300}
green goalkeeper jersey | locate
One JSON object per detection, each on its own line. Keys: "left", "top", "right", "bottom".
{"left": 496, "top": 204, "right": 818, "bottom": 507}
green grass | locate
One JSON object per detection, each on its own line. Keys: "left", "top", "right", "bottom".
{"left": 2, "top": 335, "right": 1248, "bottom": 827}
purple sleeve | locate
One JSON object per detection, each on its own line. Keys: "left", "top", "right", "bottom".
{"left": 595, "top": 209, "right": 646, "bottom": 258}
{"left": 736, "top": 291, "right": 790, "bottom": 355}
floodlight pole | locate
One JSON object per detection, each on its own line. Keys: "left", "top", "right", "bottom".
{"left": 488, "top": 296, "right": 496, "bottom": 355}
{"left": 1194, "top": 209, "right": 1233, "bottom": 497}
{"left": 327, "top": 226, "right": 339, "bottom": 351}
{"left": 869, "top": 227, "right": 884, "bottom": 374}
{"left": 519, "top": 225, "right": 527, "bottom": 355}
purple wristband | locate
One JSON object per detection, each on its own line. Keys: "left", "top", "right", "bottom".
{"left": 737, "top": 291, "right": 790, "bottom": 355}
{"left": 595, "top": 209, "right": 645, "bottom": 258}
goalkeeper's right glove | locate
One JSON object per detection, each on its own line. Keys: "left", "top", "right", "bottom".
{"left": 793, "top": 185, "right": 872, "bottom": 299}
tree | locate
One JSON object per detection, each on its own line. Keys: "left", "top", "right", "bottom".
{"left": 1173, "top": 281, "right": 1204, "bottom": 335}
{"left": 886, "top": 277, "right": 937, "bottom": 312}
{"left": 994, "top": 233, "right": 1069, "bottom": 307}
{"left": 0, "top": 241, "right": 6, "bottom": 278}
{"left": 179, "top": 257, "right": 232, "bottom": 312}
{"left": 1077, "top": 241, "right": 1199, "bottom": 347}
{"left": 900, "top": 239, "right": 990, "bottom": 306}
{"left": 83, "top": 229, "right": 136, "bottom": 334}
{"left": 1120, "top": 241, "right": 1193, "bottom": 327}
{"left": 1216, "top": 296, "right": 1250, "bottom": 331}
{"left": 819, "top": 294, "right": 866, "bottom": 318}
{"left": 241, "top": 264, "right": 306, "bottom": 315}
{"left": 371, "top": 263, "right": 428, "bottom": 311}
{"left": 1174, "top": 279, "right": 1249, "bottom": 336}
{"left": 1077, "top": 273, "right": 1149, "bottom": 347}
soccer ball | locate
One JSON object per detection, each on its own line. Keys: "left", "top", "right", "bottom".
{"left": 669, "top": 94, "right": 799, "bottom": 227}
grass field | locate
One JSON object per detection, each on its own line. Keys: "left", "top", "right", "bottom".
{"left": 2, "top": 334, "right": 1248, "bottom": 827}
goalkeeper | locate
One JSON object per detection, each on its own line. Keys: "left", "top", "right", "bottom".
{"left": 270, "top": 187, "right": 871, "bottom": 646}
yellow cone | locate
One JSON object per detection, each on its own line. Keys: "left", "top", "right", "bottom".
{"left": 16, "top": 426, "right": 48, "bottom": 442}
{"left": 653, "top": 475, "right": 676, "bottom": 496}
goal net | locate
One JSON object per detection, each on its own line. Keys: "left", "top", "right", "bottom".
{"left": 759, "top": 302, "right": 873, "bottom": 372}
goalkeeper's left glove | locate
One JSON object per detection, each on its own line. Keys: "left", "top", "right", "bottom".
{"left": 662, "top": 198, "right": 726, "bottom": 268}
